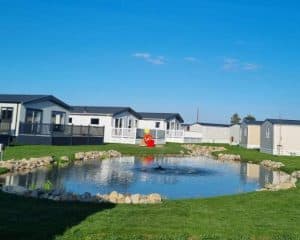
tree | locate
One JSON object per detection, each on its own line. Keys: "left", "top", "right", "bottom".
{"left": 243, "top": 114, "right": 256, "bottom": 122}
{"left": 230, "top": 113, "right": 241, "bottom": 124}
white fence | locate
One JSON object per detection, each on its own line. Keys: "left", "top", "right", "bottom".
{"left": 166, "top": 130, "right": 202, "bottom": 143}
{"left": 110, "top": 128, "right": 166, "bottom": 145}
{"left": 111, "top": 128, "right": 137, "bottom": 138}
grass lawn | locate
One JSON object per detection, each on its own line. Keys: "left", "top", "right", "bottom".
{"left": 3, "top": 143, "right": 300, "bottom": 173}
{"left": 2, "top": 143, "right": 186, "bottom": 161}
{"left": 1, "top": 143, "right": 300, "bottom": 239}
{"left": 0, "top": 185, "right": 300, "bottom": 240}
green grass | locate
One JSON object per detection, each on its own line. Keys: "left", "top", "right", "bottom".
{"left": 0, "top": 185, "right": 300, "bottom": 240}
{"left": 3, "top": 143, "right": 186, "bottom": 161}
{"left": 0, "top": 167, "right": 9, "bottom": 174}
{"left": 1, "top": 143, "right": 300, "bottom": 239}
{"left": 3, "top": 143, "right": 300, "bottom": 173}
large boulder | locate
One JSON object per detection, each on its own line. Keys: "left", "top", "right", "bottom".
{"left": 218, "top": 154, "right": 241, "bottom": 161}
{"left": 148, "top": 193, "right": 162, "bottom": 203}
{"left": 131, "top": 194, "right": 141, "bottom": 204}
{"left": 261, "top": 160, "right": 285, "bottom": 169}
{"left": 291, "top": 171, "right": 300, "bottom": 179}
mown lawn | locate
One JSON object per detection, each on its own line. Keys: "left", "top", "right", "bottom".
{"left": 2, "top": 143, "right": 186, "bottom": 161}
{"left": 0, "top": 185, "right": 300, "bottom": 240}
{"left": 1, "top": 143, "right": 300, "bottom": 239}
{"left": 3, "top": 143, "right": 300, "bottom": 173}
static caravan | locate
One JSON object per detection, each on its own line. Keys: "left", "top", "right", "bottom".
{"left": 138, "top": 112, "right": 185, "bottom": 143}
{"left": 261, "top": 119, "right": 300, "bottom": 156}
{"left": 70, "top": 106, "right": 141, "bottom": 144}
{"left": 0, "top": 94, "right": 104, "bottom": 145}
{"left": 186, "top": 122, "right": 230, "bottom": 144}
{"left": 240, "top": 120, "right": 263, "bottom": 149}
{"left": 229, "top": 124, "right": 241, "bottom": 145}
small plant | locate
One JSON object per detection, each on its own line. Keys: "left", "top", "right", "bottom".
{"left": 43, "top": 180, "right": 53, "bottom": 191}
{"left": 28, "top": 183, "right": 37, "bottom": 190}
{"left": 0, "top": 167, "right": 9, "bottom": 175}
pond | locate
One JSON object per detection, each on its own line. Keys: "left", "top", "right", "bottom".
{"left": 0, "top": 156, "right": 280, "bottom": 199}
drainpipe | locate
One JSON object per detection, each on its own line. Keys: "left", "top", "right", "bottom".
{"left": 14, "top": 103, "right": 20, "bottom": 136}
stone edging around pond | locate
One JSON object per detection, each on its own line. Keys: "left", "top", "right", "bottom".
{"left": 0, "top": 150, "right": 123, "bottom": 174}
{"left": 0, "top": 150, "right": 163, "bottom": 204}
{"left": 0, "top": 156, "right": 54, "bottom": 172}
{"left": 0, "top": 186, "right": 162, "bottom": 204}
{"left": 182, "top": 145, "right": 299, "bottom": 191}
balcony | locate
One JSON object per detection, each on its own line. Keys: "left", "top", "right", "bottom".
{"left": 110, "top": 128, "right": 166, "bottom": 145}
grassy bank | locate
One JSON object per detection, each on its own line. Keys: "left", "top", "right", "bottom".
{"left": 2, "top": 143, "right": 186, "bottom": 161}
{"left": 3, "top": 143, "right": 300, "bottom": 173}
{"left": 0, "top": 184, "right": 300, "bottom": 240}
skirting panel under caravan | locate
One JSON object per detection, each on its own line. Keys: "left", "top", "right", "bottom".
{"left": 16, "top": 135, "right": 104, "bottom": 146}
{"left": 0, "top": 135, "right": 12, "bottom": 146}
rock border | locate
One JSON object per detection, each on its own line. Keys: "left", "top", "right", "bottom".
{"left": 0, "top": 150, "right": 122, "bottom": 174}
{"left": 182, "top": 144, "right": 299, "bottom": 191}
{"left": 0, "top": 186, "right": 162, "bottom": 204}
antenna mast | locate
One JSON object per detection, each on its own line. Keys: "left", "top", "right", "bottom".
{"left": 196, "top": 107, "right": 199, "bottom": 122}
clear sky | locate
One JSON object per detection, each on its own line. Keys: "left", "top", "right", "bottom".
{"left": 1, "top": 0, "right": 300, "bottom": 123}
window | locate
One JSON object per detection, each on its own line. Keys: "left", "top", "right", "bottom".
{"left": 167, "top": 122, "right": 170, "bottom": 130}
{"left": 1, "top": 107, "right": 13, "bottom": 122}
{"left": 25, "top": 109, "right": 42, "bottom": 124}
{"left": 186, "top": 126, "right": 190, "bottom": 131}
{"left": 128, "top": 119, "right": 132, "bottom": 128}
{"left": 155, "top": 122, "right": 160, "bottom": 128}
{"left": 266, "top": 127, "right": 270, "bottom": 138}
{"left": 69, "top": 117, "right": 73, "bottom": 124}
{"left": 51, "top": 111, "right": 66, "bottom": 125}
{"left": 91, "top": 118, "right": 99, "bottom": 125}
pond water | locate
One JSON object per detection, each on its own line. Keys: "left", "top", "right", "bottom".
{"left": 0, "top": 156, "right": 280, "bottom": 199}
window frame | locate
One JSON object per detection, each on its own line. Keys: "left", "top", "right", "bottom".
{"left": 25, "top": 108, "right": 43, "bottom": 124}
{"left": 90, "top": 118, "right": 100, "bottom": 125}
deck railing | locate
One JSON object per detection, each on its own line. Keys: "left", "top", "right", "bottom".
{"left": 111, "top": 128, "right": 137, "bottom": 138}
{"left": 166, "top": 130, "right": 185, "bottom": 138}
{"left": 19, "top": 123, "right": 104, "bottom": 137}
{"left": 111, "top": 128, "right": 166, "bottom": 140}
{"left": 136, "top": 128, "right": 165, "bottom": 139}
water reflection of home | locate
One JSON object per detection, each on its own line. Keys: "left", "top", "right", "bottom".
{"left": 0, "top": 156, "right": 284, "bottom": 198}
{"left": 240, "top": 163, "right": 274, "bottom": 187}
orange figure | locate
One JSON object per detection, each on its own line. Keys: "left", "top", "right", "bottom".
{"left": 143, "top": 155, "right": 155, "bottom": 165}
{"left": 143, "top": 129, "right": 156, "bottom": 148}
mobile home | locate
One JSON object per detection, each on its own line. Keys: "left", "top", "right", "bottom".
{"left": 261, "top": 119, "right": 300, "bottom": 156}
{"left": 240, "top": 120, "right": 262, "bottom": 149}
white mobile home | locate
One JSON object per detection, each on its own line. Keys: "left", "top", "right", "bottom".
{"left": 185, "top": 122, "right": 230, "bottom": 144}
{"left": 261, "top": 119, "right": 300, "bottom": 156}
{"left": 240, "top": 120, "right": 262, "bottom": 149}
{"left": 138, "top": 112, "right": 188, "bottom": 143}
{"left": 229, "top": 124, "right": 241, "bottom": 145}
{"left": 70, "top": 106, "right": 141, "bottom": 144}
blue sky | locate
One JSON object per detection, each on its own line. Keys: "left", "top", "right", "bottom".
{"left": 1, "top": 0, "right": 300, "bottom": 123}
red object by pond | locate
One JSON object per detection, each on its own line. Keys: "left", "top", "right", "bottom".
{"left": 144, "top": 133, "right": 156, "bottom": 148}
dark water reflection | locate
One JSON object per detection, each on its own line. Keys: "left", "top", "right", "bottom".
{"left": 0, "top": 156, "right": 280, "bottom": 199}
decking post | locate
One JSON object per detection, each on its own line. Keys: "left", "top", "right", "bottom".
{"left": 71, "top": 124, "right": 74, "bottom": 146}
{"left": 88, "top": 125, "right": 91, "bottom": 144}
